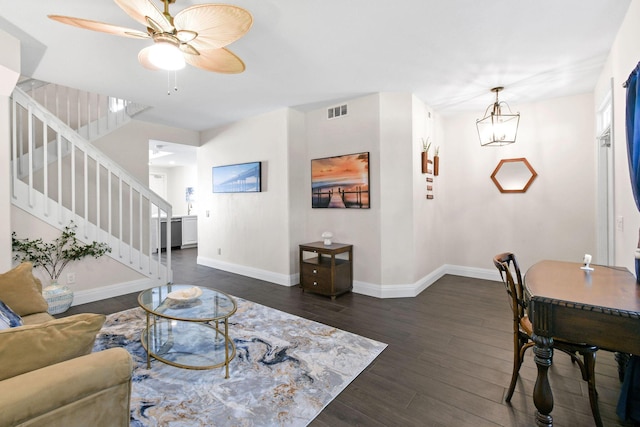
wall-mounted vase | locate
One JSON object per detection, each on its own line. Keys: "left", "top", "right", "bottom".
{"left": 421, "top": 152, "right": 429, "bottom": 174}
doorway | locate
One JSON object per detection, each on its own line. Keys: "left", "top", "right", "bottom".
{"left": 149, "top": 172, "right": 167, "bottom": 217}
{"left": 596, "top": 82, "right": 614, "bottom": 265}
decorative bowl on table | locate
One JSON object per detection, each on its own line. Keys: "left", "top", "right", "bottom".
{"left": 167, "top": 286, "right": 203, "bottom": 303}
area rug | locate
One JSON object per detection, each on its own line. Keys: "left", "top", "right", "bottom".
{"left": 93, "top": 297, "right": 387, "bottom": 427}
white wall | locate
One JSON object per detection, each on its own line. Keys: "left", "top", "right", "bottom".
{"left": 93, "top": 119, "right": 199, "bottom": 184}
{"left": 149, "top": 164, "right": 198, "bottom": 217}
{"left": 305, "top": 94, "right": 382, "bottom": 284}
{"left": 442, "top": 93, "right": 597, "bottom": 273}
{"left": 197, "top": 92, "right": 447, "bottom": 294}
{"left": 412, "top": 96, "right": 446, "bottom": 282}
{"left": 0, "top": 29, "right": 19, "bottom": 271}
{"left": 198, "top": 108, "right": 294, "bottom": 283}
{"left": 595, "top": 0, "right": 640, "bottom": 275}
{"left": 286, "top": 109, "right": 307, "bottom": 273}
{"left": 0, "top": 97, "right": 11, "bottom": 272}
{"left": 0, "top": 29, "right": 19, "bottom": 97}
{"left": 379, "top": 93, "right": 415, "bottom": 285}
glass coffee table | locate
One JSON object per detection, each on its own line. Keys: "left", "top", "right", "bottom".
{"left": 138, "top": 284, "right": 237, "bottom": 378}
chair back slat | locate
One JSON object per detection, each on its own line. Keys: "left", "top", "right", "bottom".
{"left": 493, "top": 252, "right": 527, "bottom": 324}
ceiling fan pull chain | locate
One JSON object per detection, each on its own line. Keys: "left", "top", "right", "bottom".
{"left": 166, "top": 70, "right": 179, "bottom": 95}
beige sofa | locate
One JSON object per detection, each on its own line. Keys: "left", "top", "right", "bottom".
{"left": 0, "top": 263, "right": 133, "bottom": 427}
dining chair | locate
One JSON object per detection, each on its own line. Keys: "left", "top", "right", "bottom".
{"left": 493, "top": 252, "right": 602, "bottom": 427}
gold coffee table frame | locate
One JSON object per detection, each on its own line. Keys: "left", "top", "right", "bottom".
{"left": 138, "top": 284, "right": 237, "bottom": 378}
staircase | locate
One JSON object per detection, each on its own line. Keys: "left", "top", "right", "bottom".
{"left": 16, "top": 78, "right": 149, "bottom": 141}
{"left": 10, "top": 82, "right": 173, "bottom": 288}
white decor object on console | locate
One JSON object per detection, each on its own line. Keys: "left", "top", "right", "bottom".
{"left": 580, "top": 253, "right": 594, "bottom": 272}
{"left": 322, "top": 232, "right": 333, "bottom": 246}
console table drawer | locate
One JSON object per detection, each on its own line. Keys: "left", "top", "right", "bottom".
{"left": 300, "top": 275, "right": 331, "bottom": 294}
{"left": 301, "top": 263, "right": 331, "bottom": 281}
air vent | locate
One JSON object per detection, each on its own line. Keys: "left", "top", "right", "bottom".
{"left": 327, "top": 104, "right": 348, "bottom": 120}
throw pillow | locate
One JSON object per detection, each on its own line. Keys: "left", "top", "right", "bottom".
{"left": 0, "top": 313, "right": 106, "bottom": 381}
{"left": 0, "top": 263, "right": 48, "bottom": 316}
{"left": 0, "top": 300, "right": 23, "bottom": 330}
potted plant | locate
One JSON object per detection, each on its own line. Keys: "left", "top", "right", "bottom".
{"left": 421, "top": 137, "right": 431, "bottom": 174}
{"left": 433, "top": 146, "right": 440, "bottom": 176}
{"left": 11, "top": 222, "right": 111, "bottom": 314}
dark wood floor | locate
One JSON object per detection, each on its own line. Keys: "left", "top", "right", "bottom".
{"left": 65, "top": 248, "right": 631, "bottom": 426}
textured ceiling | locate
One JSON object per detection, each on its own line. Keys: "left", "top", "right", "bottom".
{"left": 0, "top": 0, "right": 631, "bottom": 132}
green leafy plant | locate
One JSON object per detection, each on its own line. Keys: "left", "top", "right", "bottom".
{"left": 421, "top": 137, "right": 431, "bottom": 153}
{"left": 11, "top": 222, "right": 112, "bottom": 281}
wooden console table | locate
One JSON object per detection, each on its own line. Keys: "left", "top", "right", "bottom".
{"left": 525, "top": 260, "right": 640, "bottom": 426}
{"left": 299, "top": 241, "right": 353, "bottom": 299}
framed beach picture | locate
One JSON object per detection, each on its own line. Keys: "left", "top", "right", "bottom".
{"left": 212, "top": 161, "right": 261, "bottom": 193}
{"left": 311, "top": 152, "right": 369, "bottom": 208}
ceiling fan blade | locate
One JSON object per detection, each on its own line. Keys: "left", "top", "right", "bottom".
{"left": 173, "top": 5, "right": 252, "bottom": 51}
{"left": 114, "top": 0, "right": 173, "bottom": 33}
{"left": 183, "top": 47, "right": 246, "bottom": 74}
{"left": 138, "top": 45, "right": 162, "bottom": 71}
{"left": 48, "top": 15, "right": 150, "bottom": 39}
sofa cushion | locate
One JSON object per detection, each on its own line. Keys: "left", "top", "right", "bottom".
{"left": 0, "top": 263, "right": 48, "bottom": 317}
{"left": 0, "top": 300, "right": 22, "bottom": 330}
{"left": 21, "top": 311, "right": 55, "bottom": 325}
{"left": 0, "top": 313, "right": 106, "bottom": 381}
{"left": 0, "top": 347, "right": 133, "bottom": 427}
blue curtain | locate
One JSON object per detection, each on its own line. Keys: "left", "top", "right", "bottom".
{"left": 617, "top": 356, "right": 640, "bottom": 422}
{"left": 625, "top": 61, "right": 640, "bottom": 211}
{"left": 619, "top": 62, "right": 640, "bottom": 424}
{"left": 624, "top": 61, "right": 640, "bottom": 282}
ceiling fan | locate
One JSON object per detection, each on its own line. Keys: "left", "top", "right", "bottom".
{"left": 48, "top": 0, "right": 253, "bottom": 73}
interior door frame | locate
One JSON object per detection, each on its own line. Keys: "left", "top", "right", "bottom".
{"left": 596, "top": 79, "right": 615, "bottom": 265}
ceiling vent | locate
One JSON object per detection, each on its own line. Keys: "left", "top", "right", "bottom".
{"left": 327, "top": 104, "right": 348, "bottom": 120}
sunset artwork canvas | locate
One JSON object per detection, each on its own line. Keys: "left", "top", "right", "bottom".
{"left": 311, "top": 152, "right": 370, "bottom": 208}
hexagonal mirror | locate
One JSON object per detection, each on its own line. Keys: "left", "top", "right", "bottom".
{"left": 490, "top": 158, "right": 537, "bottom": 193}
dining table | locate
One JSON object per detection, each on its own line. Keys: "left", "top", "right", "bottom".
{"left": 524, "top": 260, "right": 640, "bottom": 427}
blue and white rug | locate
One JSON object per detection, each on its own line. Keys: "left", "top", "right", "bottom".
{"left": 93, "top": 297, "right": 387, "bottom": 426}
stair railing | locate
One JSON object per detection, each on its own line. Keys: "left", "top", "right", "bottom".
{"left": 16, "top": 79, "right": 148, "bottom": 141}
{"left": 10, "top": 86, "right": 172, "bottom": 285}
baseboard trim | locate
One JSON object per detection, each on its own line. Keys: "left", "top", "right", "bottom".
{"left": 352, "top": 264, "right": 446, "bottom": 298}
{"left": 73, "top": 278, "right": 153, "bottom": 306}
{"left": 444, "top": 264, "right": 501, "bottom": 282}
{"left": 72, "top": 263, "right": 501, "bottom": 304}
{"left": 197, "top": 256, "right": 297, "bottom": 287}
{"left": 351, "top": 264, "right": 501, "bottom": 298}
{"left": 194, "top": 259, "right": 501, "bottom": 299}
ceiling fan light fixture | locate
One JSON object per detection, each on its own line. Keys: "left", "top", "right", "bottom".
{"left": 476, "top": 87, "right": 520, "bottom": 147}
{"left": 49, "top": 0, "right": 252, "bottom": 74}
{"left": 147, "top": 41, "right": 185, "bottom": 71}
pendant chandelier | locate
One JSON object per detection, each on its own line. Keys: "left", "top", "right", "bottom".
{"left": 476, "top": 87, "right": 520, "bottom": 146}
